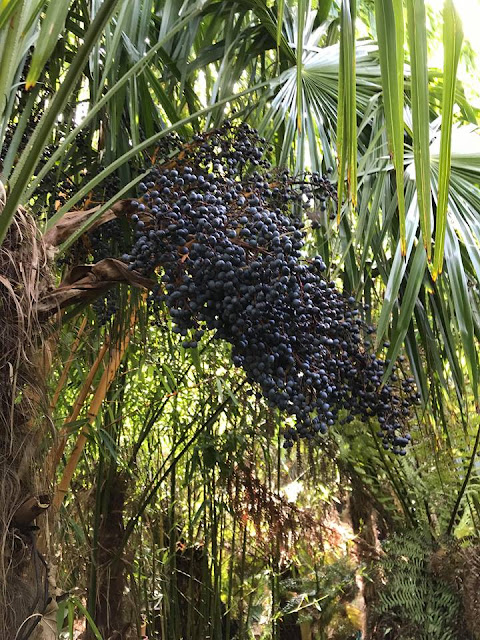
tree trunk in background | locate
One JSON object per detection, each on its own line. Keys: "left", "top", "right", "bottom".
{"left": 89, "top": 470, "right": 130, "bottom": 640}
{"left": 349, "top": 477, "right": 385, "bottom": 638}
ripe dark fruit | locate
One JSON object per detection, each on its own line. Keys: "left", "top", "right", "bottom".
{"left": 100, "top": 122, "right": 415, "bottom": 452}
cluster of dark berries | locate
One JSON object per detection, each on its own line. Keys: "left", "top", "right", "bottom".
{"left": 84, "top": 217, "right": 132, "bottom": 322}
{"left": 118, "top": 121, "right": 417, "bottom": 453}
{"left": 88, "top": 218, "right": 127, "bottom": 262}
{"left": 92, "top": 289, "right": 120, "bottom": 326}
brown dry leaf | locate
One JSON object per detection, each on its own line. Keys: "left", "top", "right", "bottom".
{"left": 37, "top": 258, "right": 154, "bottom": 316}
{"left": 32, "top": 599, "right": 58, "bottom": 640}
{"left": 43, "top": 200, "right": 130, "bottom": 249}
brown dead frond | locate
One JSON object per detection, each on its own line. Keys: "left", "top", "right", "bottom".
{"left": 227, "top": 464, "right": 323, "bottom": 559}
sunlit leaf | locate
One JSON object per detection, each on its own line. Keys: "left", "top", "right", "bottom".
{"left": 432, "top": 0, "right": 463, "bottom": 279}
{"left": 406, "top": 0, "right": 431, "bottom": 260}
{"left": 25, "top": 0, "right": 72, "bottom": 89}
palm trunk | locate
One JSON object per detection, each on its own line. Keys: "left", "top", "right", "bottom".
{"left": 0, "top": 193, "right": 53, "bottom": 638}
{"left": 0, "top": 191, "right": 146, "bottom": 637}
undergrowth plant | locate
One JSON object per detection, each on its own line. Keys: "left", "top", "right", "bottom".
{"left": 374, "top": 533, "right": 463, "bottom": 640}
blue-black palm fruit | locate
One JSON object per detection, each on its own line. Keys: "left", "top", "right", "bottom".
{"left": 121, "top": 121, "right": 418, "bottom": 453}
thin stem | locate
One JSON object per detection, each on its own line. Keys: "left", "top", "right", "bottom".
{"left": 447, "top": 421, "right": 480, "bottom": 536}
